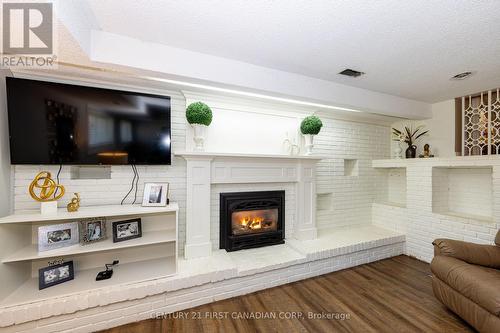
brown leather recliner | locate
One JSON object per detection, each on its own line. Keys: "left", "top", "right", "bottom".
{"left": 431, "top": 231, "right": 500, "bottom": 333}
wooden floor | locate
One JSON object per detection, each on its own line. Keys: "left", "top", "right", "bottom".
{"left": 102, "top": 256, "right": 474, "bottom": 333}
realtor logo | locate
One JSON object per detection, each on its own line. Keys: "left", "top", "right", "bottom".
{"left": 2, "top": 2, "right": 53, "bottom": 54}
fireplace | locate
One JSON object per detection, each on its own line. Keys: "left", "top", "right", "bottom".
{"left": 220, "top": 191, "right": 285, "bottom": 251}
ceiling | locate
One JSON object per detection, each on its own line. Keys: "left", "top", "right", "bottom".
{"left": 82, "top": 1, "right": 500, "bottom": 103}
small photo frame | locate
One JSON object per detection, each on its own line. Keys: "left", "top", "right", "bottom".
{"left": 38, "top": 222, "right": 79, "bottom": 252}
{"left": 79, "top": 217, "right": 107, "bottom": 245}
{"left": 142, "top": 182, "right": 169, "bottom": 207}
{"left": 39, "top": 261, "right": 74, "bottom": 290}
{"left": 112, "top": 218, "right": 142, "bottom": 243}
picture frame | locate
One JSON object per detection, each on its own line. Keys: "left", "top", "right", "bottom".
{"left": 38, "top": 261, "right": 74, "bottom": 290}
{"left": 38, "top": 222, "right": 79, "bottom": 252}
{"left": 142, "top": 182, "right": 169, "bottom": 207}
{"left": 112, "top": 218, "right": 142, "bottom": 243}
{"left": 79, "top": 217, "right": 107, "bottom": 245}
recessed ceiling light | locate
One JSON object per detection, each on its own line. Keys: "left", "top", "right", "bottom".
{"left": 338, "top": 69, "right": 365, "bottom": 78}
{"left": 450, "top": 71, "right": 475, "bottom": 80}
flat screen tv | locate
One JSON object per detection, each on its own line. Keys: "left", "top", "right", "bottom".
{"left": 6, "top": 77, "right": 171, "bottom": 165}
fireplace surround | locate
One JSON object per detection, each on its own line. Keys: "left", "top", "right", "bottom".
{"left": 220, "top": 191, "right": 285, "bottom": 251}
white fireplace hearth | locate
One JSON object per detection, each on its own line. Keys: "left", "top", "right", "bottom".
{"left": 176, "top": 151, "right": 323, "bottom": 259}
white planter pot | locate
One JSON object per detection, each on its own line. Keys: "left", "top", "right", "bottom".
{"left": 303, "top": 134, "right": 315, "bottom": 155}
{"left": 192, "top": 124, "right": 207, "bottom": 151}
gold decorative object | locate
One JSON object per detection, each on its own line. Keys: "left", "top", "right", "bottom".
{"left": 29, "top": 171, "right": 65, "bottom": 202}
{"left": 67, "top": 193, "right": 81, "bottom": 212}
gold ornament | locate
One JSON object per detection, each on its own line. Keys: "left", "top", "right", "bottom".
{"left": 29, "top": 171, "right": 65, "bottom": 202}
{"left": 67, "top": 193, "right": 81, "bottom": 212}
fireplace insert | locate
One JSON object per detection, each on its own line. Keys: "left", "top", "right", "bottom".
{"left": 220, "top": 191, "right": 285, "bottom": 251}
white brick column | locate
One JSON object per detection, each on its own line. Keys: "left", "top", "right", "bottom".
{"left": 295, "top": 160, "right": 318, "bottom": 240}
{"left": 184, "top": 156, "right": 213, "bottom": 259}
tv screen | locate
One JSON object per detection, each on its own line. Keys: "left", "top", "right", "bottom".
{"left": 6, "top": 77, "right": 171, "bottom": 165}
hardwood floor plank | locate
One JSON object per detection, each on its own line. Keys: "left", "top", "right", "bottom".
{"left": 101, "top": 256, "right": 474, "bottom": 333}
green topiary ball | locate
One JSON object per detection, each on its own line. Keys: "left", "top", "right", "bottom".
{"left": 186, "top": 102, "right": 213, "bottom": 126}
{"left": 300, "top": 116, "right": 323, "bottom": 135}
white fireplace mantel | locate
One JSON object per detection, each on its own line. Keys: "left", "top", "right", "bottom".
{"left": 175, "top": 151, "right": 323, "bottom": 259}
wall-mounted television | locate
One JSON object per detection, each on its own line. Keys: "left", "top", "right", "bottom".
{"left": 6, "top": 77, "right": 171, "bottom": 165}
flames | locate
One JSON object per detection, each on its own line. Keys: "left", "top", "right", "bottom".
{"left": 231, "top": 209, "right": 278, "bottom": 235}
{"left": 240, "top": 216, "right": 265, "bottom": 230}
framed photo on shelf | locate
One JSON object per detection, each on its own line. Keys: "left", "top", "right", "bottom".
{"left": 112, "top": 218, "right": 142, "bottom": 243}
{"left": 38, "top": 222, "right": 79, "bottom": 252}
{"left": 38, "top": 261, "right": 74, "bottom": 290}
{"left": 142, "top": 182, "right": 169, "bottom": 207}
{"left": 79, "top": 217, "right": 107, "bottom": 245}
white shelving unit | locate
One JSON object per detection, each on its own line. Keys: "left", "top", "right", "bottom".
{"left": 0, "top": 204, "right": 179, "bottom": 308}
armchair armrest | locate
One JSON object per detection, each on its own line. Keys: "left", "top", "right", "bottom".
{"left": 432, "top": 238, "right": 500, "bottom": 269}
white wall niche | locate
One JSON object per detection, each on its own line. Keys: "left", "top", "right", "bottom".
{"left": 70, "top": 166, "right": 112, "bottom": 180}
{"left": 432, "top": 166, "right": 493, "bottom": 222}
{"left": 375, "top": 167, "right": 407, "bottom": 208}
{"left": 317, "top": 193, "right": 332, "bottom": 211}
{"left": 344, "top": 159, "right": 359, "bottom": 177}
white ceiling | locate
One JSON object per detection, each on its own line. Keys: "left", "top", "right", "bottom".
{"left": 84, "top": 1, "right": 500, "bottom": 103}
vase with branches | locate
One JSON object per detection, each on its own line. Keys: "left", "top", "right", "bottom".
{"left": 391, "top": 125, "right": 428, "bottom": 158}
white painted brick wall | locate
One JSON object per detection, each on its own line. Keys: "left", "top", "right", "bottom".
{"left": 373, "top": 159, "right": 500, "bottom": 262}
{"left": 314, "top": 119, "right": 390, "bottom": 229}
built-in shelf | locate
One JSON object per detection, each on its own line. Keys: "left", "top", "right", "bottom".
{"left": 373, "top": 201, "right": 406, "bottom": 209}
{"left": 0, "top": 203, "right": 179, "bottom": 224}
{"left": 435, "top": 211, "right": 493, "bottom": 223}
{"left": 3, "top": 229, "right": 176, "bottom": 263}
{"left": 372, "top": 156, "right": 500, "bottom": 168}
{"left": 0, "top": 256, "right": 176, "bottom": 308}
{"left": 0, "top": 203, "right": 179, "bottom": 310}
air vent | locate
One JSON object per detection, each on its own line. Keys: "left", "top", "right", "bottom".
{"left": 451, "top": 71, "right": 474, "bottom": 80}
{"left": 338, "top": 69, "right": 365, "bottom": 77}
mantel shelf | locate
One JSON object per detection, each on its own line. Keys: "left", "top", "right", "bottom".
{"left": 2, "top": 229, "right": 176, "bottom": 263}
{"left": 175, "top": 151, "right": 325, "bottom": 160}
{"left": 0, "top": 203, "right": 179, "bottom": 224}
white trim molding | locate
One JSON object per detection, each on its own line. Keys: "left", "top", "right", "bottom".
{"left": 184, "top": 156, "right": 213, "bottom": 259}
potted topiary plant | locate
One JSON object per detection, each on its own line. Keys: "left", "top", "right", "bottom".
{"left": 186, "top": 102, "right": 213, "bottom": 151}
{"left": 300, "top": 115, "right": 323, "bottom": 155}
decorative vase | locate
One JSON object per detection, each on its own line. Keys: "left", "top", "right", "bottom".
{"left": 192, "top": 124, "right": 207, "bottom": 151}
{"left": 304, "top": 134, "right": 314, "bottom": 155}
{"left": 405, "top": 145, "right": 417, "bottom": 158}
{"left": 394, "top": 144, "right": 402, "bottom": 159}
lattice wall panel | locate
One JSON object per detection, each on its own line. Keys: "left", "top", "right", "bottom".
{"left": 463, "top": 94, "right": 489, "bottom": 156}
{"left": 490, "top": 90, "right": 500, "bottom": 155}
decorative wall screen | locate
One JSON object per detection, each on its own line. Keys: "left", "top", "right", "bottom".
{"left": 462, "top": 89, "right": 500, "bottom": 156}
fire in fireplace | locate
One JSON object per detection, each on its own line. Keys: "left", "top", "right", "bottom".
{"left": 220, "top": 191, "right": 285, "bottom": 251}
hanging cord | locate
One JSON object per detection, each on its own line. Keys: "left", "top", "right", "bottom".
{"left": 53, "top": 163, "right": 63, "bottom": 199}
{"left": 120, "top": 164, "right": 137, "bottom": 205}
{"left": 131, "top": 165, "right": 140, "bottom": 205}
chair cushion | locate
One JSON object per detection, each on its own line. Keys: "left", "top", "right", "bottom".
{"left": 431, "top": 256, "right": 500, "bottom": 317}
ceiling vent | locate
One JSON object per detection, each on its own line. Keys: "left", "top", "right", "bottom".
{"left": 338, "top": 69, "right": 365, "bottom": 77}
{"left": 451, "top": 71, "right": 474, "bottom": 80}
